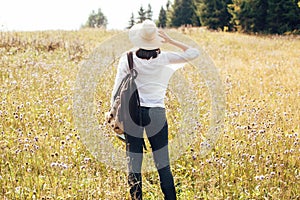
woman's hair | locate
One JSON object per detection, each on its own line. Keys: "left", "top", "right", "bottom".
{"left": 136, "top": 48, "right": 161, "bottom": 60}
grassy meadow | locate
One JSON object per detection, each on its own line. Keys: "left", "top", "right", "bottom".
{"left": 0, "top": 28, "right": 299, "bottom": 199}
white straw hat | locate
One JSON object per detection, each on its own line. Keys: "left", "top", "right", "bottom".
{"left": 129, "top": 20, "right": 163, "bottom": 50}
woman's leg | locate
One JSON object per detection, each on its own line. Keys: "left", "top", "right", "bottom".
{"left": 146, "top": 107, "right": 176, "bottom": 200}
{"left": 125, "top": 127, "right": 144, "bottom": 200}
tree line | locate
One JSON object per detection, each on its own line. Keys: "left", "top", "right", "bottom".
{"left": 84, "top": 0, "right": 300, "bottom": 34}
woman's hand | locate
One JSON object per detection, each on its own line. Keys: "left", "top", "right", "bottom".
{"left": 158, "top": 30, "right": 172, "bottom": 44}
{"left": 158, "top": 30, "right": 189, "bottom": 51}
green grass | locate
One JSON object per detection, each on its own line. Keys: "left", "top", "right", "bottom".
{"left": 0, "top": 28, "right": 299, "bottom": 199}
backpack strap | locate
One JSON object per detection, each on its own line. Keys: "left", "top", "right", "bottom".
{"left": 114, "top": 52, "right": 135, "bottom": 101}
{"left": 126, "top": 51, "right": 146, "bottom": 151}
{"left": 127, "top": 52, "right": 133, "bottom": 70}
{"left": 127, "top": 52, "right": 138, "bottom": 78}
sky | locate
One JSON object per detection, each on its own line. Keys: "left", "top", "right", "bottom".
{"left": 0, "top": 0, "right": 170, "bottom": 31}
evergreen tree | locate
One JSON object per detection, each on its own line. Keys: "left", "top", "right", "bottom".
{"left": 253, "top": 0, "right": 268, "bottom": 32}
{"left": 170, "top": 0, "right": 200, "bottom": 27}
{"left": 128, "top": 13, "right": 135, "bottom": 29}
{"left": 238, "top": 0, "right": 257, "bottom": 32}
{"left": 158, "top": 6, "right": 167, "bottom": 28}
{"left": 146, "top": 4, "right": 153, "bottom": 20}
{"left": 170, "top": 0, "right": 182, "bottom": 27}
{"left": 166, "top": 0, "right": 174, "bottom": 27}
{"left": 166, "top": 0, "right": 172, "bottom": 10}
{"left": 266, "top": 0, "right": 300, "bottom": 34}
{"left": 84, "top": 8, "right": 108, "bottom": 28}
{"left": 227, "top": 0, "right": 242, "bottom": 31}
{"left": 230, "top": 0, "right": 300, "bottom": 33}
{"left": 137, "top": 6, "right": 147, "bottom": 23}
{"left": 228, "top": 0, "right": 259, "bottom": 32}
{"left": 236, "top": 0, "right": 268, "bottom": 32}
{"left": 198, "top": 0, "right": 232, "bottom": 30}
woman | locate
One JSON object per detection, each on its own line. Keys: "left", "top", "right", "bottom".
{"left": 110, "top": 20, "right": 199, "bottom": 200}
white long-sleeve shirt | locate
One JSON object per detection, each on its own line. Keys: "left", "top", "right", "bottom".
{"left": 111, "top": 48, "right": 200, "bottom": 108}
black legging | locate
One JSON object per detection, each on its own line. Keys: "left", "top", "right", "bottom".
{"left": 125, "top": 107, "right": 176, "bottom": 200}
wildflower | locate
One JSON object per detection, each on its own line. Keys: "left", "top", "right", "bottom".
{"left": 270, "top": 172, "right": 276, "bottom": 176}
{"left": 192, "top": 154, "right": 197, "bottom": 160}
{"left": 255, "top": 175, "right": 265, "bottom": 181}
{"left": 84, "top": 157, "right": 91, "bottom": 163}
{"left": 15, "top": 186, "right": 21, "bottom": 193}
{"left": 15, "top": 149, "right": 21, "bottom": 154}
{"left": 24, "top": 143, "right": 30, "bottom": 148}
{"left": 259, "top": 175, "right": 265, "bottom": 180}
{"left": 50, "top": 162, "right": 57, "bottom": 167}
{"left": 192, "top": 168, "right": 196, "bottom": 173}
{"left": 206, "top": 159, "right": 212, "bottom": 164}
{"left": 259, "top": 129, "right": 265, "bottom": 134}
{"left": 59, "top": 163, "right": 68, "bottom": 169}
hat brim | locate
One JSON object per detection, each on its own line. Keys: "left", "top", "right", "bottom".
{"left": 129, "top": 23, "right": 163, "bottom": 50}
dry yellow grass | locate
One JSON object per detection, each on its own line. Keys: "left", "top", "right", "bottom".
{"left": 0, "top": 29, "right": 299, "bottom": 199}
